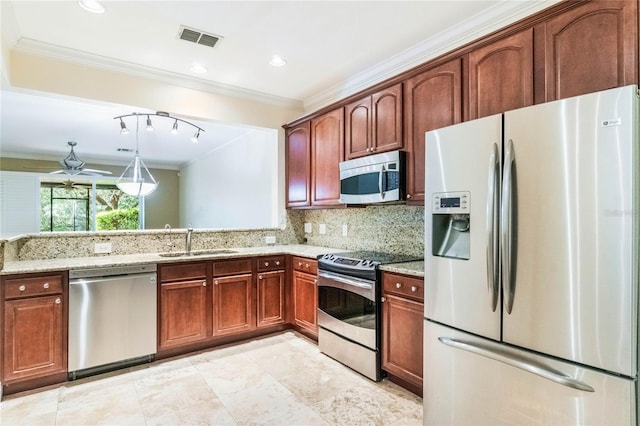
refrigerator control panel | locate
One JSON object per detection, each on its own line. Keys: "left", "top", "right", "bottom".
{"left": 432, "top": 191, "right": 470, "bottom": 214}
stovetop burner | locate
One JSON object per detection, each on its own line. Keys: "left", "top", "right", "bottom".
{"left": 318, "top": 251, "right": 421, "bottom": 280}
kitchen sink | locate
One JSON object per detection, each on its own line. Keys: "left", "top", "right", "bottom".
{"left": 157, "top": 249, "right": 237, "bottom": 257}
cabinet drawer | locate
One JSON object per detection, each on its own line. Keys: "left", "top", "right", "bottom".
{"left": 213, "top": 258, "right": 252, "bottom": 277}
{"left": 4, "top": 275, "right": 63, "bottom": 299}
{"left": 159, "top": 262, "right": 207, "bottom": 282}
{"left": 383, "top": 272, "right": 423, "bottom": 302}
{"left": 292, "top": 256, "right": 317, "bottom": 275}
{"left": 257, "top": 256, "right": 285, "bottom": 272}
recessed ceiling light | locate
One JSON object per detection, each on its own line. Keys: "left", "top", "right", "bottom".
{"left": 190, "top": 63, "right": 208, "bottom": 74}
{"left": 269, "top": 55, "right": 287, "bottom": 67}
{"left": 78, "top": 0, "right": 105, "bottom": 14}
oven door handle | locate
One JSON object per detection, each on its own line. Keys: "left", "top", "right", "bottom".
{"left": 318, "top": 271, "right": 374, "bottom": 290}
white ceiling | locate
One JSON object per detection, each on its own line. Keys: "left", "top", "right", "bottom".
{"left": 0, "top": 0, "right": 558, "bottom": 169}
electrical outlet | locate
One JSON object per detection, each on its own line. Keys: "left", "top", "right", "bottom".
{"left": 94, "top": 242, "right": 112, "bottom": 254}
{"left": 342, "top": 224, "right": 348, "bottom": 237}
{"left": 265, "top": 236, "right": 276, "bottom": 244}
{"left": 304, "top": 222, "right": 312, "bottom": 233}
{"left": 318, "top": 224, "right": 326, "bottom": 235}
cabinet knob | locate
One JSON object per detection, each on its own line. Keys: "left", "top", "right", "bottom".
{"left": 305, "top": 263, "right": 309, "bottom": 268}
{"left": 381, "top": 296, "right": 386, "bottom": 302}
{"left": 202, "top": 281, "right": 207, "bottom": 287}
{"left": 406, "top": 194, "right": 412, "bottom": 199}
{"left": 214, "top": 280, "right": 219, "bottom": 285}
{"left": 313, "top": 279, "right": 317, "bottom": 284}
{"left": 55, "top": 298, "right": 61, "bottom": 304}
{"left": 275, "top": 261, "right": 280, "bottom": 266}
{"left": 43, "top": 283, "right": 50, "bottom": 289}
{"left": 298, "top": 262, "right": 302, "bottom": 267}
{"left": 19, "top": 285, "right": 26, "bottom": 292}
{"left": 396, "top": 282, "right": 402, "bottom": 288}
{"left": 264, "top": 262, "right": 269, "bottom": 267}
{"left": 411, "top": 286, "right": 417, "bottom": 292}
{"left": 259, "top": 274, "right": 263, "bottom": 280}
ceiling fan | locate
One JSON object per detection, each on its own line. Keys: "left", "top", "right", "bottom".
{"left": 55, "top": 179, "right": 93, "bottom": 191}
{"left": 49, "top": 142, "right": 112, "bottom": 176}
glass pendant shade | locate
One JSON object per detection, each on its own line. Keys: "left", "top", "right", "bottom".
{"left": 116, "top": 153, "right": 158, "bottom": 196}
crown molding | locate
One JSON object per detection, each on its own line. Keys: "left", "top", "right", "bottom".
{"left": 12, "top": 38, "right": 303, "bottom": 110}
{"left": 303, "top": 0, "right": 562, "bottom": 112}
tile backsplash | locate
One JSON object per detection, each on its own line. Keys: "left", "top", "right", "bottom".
{"left": 298, "top": 205, "right": 424, "bottom": 258}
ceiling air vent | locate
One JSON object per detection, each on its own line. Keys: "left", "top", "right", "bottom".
{"left": 178, "top": 25, "right": 222, "bottom": 48}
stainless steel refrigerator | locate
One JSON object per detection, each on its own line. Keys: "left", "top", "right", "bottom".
{"left": 423, "top": 85, "right": 639, "bottom": 425}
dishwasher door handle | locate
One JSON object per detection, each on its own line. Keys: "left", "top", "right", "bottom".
{"left": 70, "top": 273, "right": 157, "bottom": 286}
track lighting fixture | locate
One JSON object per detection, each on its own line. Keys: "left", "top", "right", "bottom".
{"left": 119, "top": 119, "right": 129, "bottom": 135}
{"left": 113, "top": 111, "right": 205, "bottom": 197}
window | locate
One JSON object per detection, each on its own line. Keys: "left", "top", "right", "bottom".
{"left": 40, "top": 179, "right": 141, "bottom": 232}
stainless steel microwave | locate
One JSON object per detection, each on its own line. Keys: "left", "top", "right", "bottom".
{"left": 339, "top": 150, "right": 405, "bottom": 204}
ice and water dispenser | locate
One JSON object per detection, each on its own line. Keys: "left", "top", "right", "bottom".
{"left": 431, "top": 191, "right": 470, "bottom": 260}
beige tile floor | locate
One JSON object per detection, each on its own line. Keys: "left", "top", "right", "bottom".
{"left": 0, "top": 331, "right": 423, "bottom": 425}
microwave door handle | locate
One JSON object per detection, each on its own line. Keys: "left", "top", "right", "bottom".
{"left": 379, "top": 165, "right": 385, "bottom": 199}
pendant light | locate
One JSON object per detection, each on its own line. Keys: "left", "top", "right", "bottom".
{"left": 116, "top": 115, "right": 158, "bottom": 197}
{"left": 113, "top": 111, "right": 204, "bottom": 197}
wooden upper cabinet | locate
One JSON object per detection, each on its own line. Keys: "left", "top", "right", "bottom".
{"left": 311, "top": 108, "right": 344, "bottom": 206}
{"left": 468, "top": 28, "right": 534, "bottom": 119}
{"left": 541, "top": 0, "right": 638, "bottom": 102}
{"left": 285, "top": 122, "right": 311, "bottom": 208}
{"left": 346, "top": 83, "right": 403, "bottom": 159}
{"left": 404, "top": 58, "right": 462, "bottom": 204}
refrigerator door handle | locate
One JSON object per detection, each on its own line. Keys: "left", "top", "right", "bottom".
{"left": 486, "top": 143, "right": 500, "bottom": 312}
{"left": 438, "top": 337, "right": 595, "bottom": 392}
{"left": 501, "top": 139, "right": 516, "bottom": 314}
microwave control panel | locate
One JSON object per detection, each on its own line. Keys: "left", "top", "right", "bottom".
{"left": 432, "top": 191, "right": 470, "bottom": 214}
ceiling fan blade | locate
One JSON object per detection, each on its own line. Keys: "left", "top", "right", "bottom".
{"left": 77, "top": 168, "right": 112, "bottom": 176}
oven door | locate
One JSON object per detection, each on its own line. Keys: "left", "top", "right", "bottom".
{"left": 317, "top": 270, "right": 377, "bottom": 350}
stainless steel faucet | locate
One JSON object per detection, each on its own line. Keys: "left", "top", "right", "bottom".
{"left": 185, "top": 226, "right": 193, "bottom": 255}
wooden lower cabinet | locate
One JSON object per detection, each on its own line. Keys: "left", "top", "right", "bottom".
{"left": 257, "top": 270, "right": 285, "bottom": 328}
{"left": 213, "top": 273, "right": 254, "bottom": 336}
{"left": 159, "top": 279, "right": 209, "bottom": 349}
{"left": 1, "top": 272, "right": 68, "bottom": 394}
{"left": 381, "top": 272, "right": 423, "bottom": 395}
{"left": 292, "top": 270, "right": 318, "bottom": 337}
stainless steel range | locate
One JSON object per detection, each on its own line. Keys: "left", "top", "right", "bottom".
{"left": 317, "top": 251, "right": 418, "bottom": 381}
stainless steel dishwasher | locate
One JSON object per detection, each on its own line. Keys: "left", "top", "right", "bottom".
{"left": 68, "top": 264, "right": 157, "bottom": 379}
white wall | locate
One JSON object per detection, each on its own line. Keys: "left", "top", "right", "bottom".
{"left": 179, "top": 128, "right": 278, "bottom": 229}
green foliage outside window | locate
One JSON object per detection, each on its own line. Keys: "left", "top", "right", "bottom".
{"left": 96, "top": 208, "right": 139, "bottom": 230}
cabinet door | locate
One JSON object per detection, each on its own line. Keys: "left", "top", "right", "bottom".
{"left": 381, "top": 294, "right": 423, "bottom": 392}
{"left": 372, "top": 83, "right": 403, "bottom": 154}
{"left": 468, "top": 28, "right": 534, "bottom": 119}
{"left": 404, "top": 58, "right": 462, "bottom": 204}
{"left": 3, "top": 295, "right": 64, "bottom": 381}
{"left": 285, "top": 122, "right": 311, "bottom": 208}
{"left": 213, "top": 273, "right": 253, "bottom": 336}
{"left": 345, "top": 97, "right": 372, "bottom": 159}
{"left": 311, "top": 108, "right": 344, "bottom": 206}
{"left": 257, "top": 270, "right": 285, "bottom": 328}
{"left": 293, "top": 270, "right": 318, "bottom": 336}
{"left": 542, "top": 0, "right": 637, "bottom": 101}
{"left": 159, "top": 280, "right": 208, "bottom": 349}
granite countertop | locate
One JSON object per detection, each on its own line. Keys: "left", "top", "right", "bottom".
{"left": 379, "top": 261, "right": 424, "bottom": 277}
{"left": 0, "top": 244, "right": 344, "bottom": 275}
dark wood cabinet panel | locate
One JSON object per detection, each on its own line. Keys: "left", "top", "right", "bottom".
{"left": 311, "top": 108, "right": 344, "bottom": 206}
{"left": 257, "top": 270, "right": 285, "bottom": 328}
{"left": 3, "top": 295, "right": 65, "bottom": 382}
{"left": 212, "top": 258, "right": 252, "bottom": 277}
{"left": 286, "top": 122, "right": 311, "bottom": 208}
{"left": 469, "top": 28, "right": 534, "bottom": 119}
{"left": 345, "top": 97, "right": 372, "bottom": 159}
{"left": 213, "top": 273, "right": 254, "bottom": 336}
{"left": 293, "top": 270, "right": 318, "bottom": 337}
{"left": 404, "top": 58, "right": 462, "bottom": 204}
{"left": 372, "top": 83, "right": 403, "bottom": 154}
{"left": 159, "top": 279, "right": 208, "bottom": 349}
{"left": 542, "top": 0, "right": 638, "bottom": 102}
{"left": 346, "top": 84, "right": 403, "bottom": 160}
{"left": 381, "top": 293, "right": 423, "bottom": 395}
